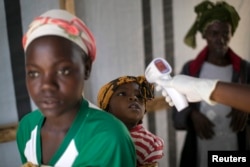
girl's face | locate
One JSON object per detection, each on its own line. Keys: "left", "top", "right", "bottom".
{"left": 108, "top": 82, "right": 146, "bottom": 130}
{"left": 25, "top": 36, "right": 91, "bottom": 118}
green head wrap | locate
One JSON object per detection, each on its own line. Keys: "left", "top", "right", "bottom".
{"left": 184, "top": 1, "right": 240, "bottom": 48}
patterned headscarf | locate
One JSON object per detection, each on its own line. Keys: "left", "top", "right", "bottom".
{"left": 22, "top": 9, "right": 96, "bottom": 62}
{"left": 97, "top": 76, "right": 154, "bottom": 111}
{"left": 184, "top": 1, "right": 240, "bottom": 49}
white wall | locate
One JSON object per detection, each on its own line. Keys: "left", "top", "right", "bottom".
{"left": 75, "top": 0, "right": 145, "bottom": 103}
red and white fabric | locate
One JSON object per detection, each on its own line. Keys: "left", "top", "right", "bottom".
{"left": 22, "top": 9, "right": 96, "bottom": 62}
{"left": 130, "top": 124, "right": 164, "bottom": 166}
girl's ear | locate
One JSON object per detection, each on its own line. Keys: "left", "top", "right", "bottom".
{"left": 84, "top": 58, "right": 92, "bottom": 80}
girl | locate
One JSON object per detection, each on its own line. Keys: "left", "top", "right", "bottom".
{"left": 97, "top": 76, "right": 164, "bottom": 167}
{"left": 17, "top": 9, "right": 136, "bottom": 167}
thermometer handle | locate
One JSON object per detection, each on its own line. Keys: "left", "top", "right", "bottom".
{"left": 145, "top": 57, "right": 189, "bottom": 111}
{"left": 163, "top": 87, "right": 188, "bottom": 111}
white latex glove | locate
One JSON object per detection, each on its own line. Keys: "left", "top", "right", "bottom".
{"left": 156, "top": 75, "right": 218, "bottom": 105}
{"left": 155, "top": 85, "right": 174, "bottom": 107}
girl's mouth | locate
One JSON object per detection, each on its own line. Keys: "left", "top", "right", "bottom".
{"left": 129, "top": 103, "right": 140, "bottom": 111}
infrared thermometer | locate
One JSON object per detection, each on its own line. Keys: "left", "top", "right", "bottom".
{"left": 145, "top": 57, "right": 188, "bottom": 111}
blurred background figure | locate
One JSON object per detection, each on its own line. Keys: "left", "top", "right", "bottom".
{"left": 173, "top": 1, "right": 250, "bottom": 167}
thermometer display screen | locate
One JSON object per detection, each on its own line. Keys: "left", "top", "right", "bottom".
{"left": 154, "top": 60, "right": 170, "bottom": 73}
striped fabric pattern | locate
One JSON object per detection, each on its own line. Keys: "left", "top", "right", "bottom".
{"left": 130, "top": 124, "right": 164, "bottom": 166}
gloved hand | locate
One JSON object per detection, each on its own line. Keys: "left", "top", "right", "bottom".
{"left": 227, "top": 109, "right": 248, "bottom": 132}
{"left": 191, "top": 109, "right": 215, "bottom": 139}
{"left": 156, "top": 75, "right": 218, "bottom": 105}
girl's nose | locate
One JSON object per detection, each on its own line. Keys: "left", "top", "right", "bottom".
{"left": 129, "top": 95, "right": 138, "bottom": 101}
{"left": 41, "top": 73, "right": 58, "bottom": 91}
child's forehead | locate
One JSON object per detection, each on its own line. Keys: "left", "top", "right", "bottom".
{"left": 114, "top": 82, "right": 140, "bottom": 91}
{"left": 28, "top": 36, "right": 82, "bottom": 53}
{"left": 26, "top": 36, "right": 85, "bottom": 63}
{"left": 30, "top": 36, "right": 81, "bottom": 49}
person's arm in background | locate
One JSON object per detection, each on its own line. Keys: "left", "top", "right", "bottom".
{"left": 159, "top": 74, "right": 250, "bottom": 113}
{"left": 211, "top": 81, "right": 250, "bottom": 113}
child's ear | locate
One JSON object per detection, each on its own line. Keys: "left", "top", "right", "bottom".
{"left": 84, "top": 58, "right": 92, "bottom": 80}
{"left": 84, "top": 68, "right": 91, "bottom": 79}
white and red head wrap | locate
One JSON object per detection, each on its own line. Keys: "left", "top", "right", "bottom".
{"left": 22, "top": 9, "right": 96, "bottom": 62}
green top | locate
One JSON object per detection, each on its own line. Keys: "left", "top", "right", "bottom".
{"left": 16, "top": 99, "right": 136, "bottom": 167}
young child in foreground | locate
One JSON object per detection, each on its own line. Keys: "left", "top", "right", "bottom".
{"left": 97, "top": 76, "right": 164, "bottom": 167}
{"left": 16, "top": 9, "right": 136, "bottom": 167}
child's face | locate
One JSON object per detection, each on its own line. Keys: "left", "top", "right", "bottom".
{"left": 25, "top": 36, "right": 91, "bottom": 117}
{"left": 108, "top": 82, "right": 146, "bottom": 129}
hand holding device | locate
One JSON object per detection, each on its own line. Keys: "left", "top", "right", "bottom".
{"left": 145, "top": 58, "right": 189, "bottom": 111}
{"left": 155, "top": 74, "right": 219, "bottom": 105}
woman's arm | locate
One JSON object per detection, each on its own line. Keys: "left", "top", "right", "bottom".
{"left": 211, "top": 82, "right": 250, "bottom": 113}
{"left": 159, "top": 75, "right": 250, "bottom": 113}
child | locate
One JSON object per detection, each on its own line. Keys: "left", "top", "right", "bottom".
{"left": 97, "top": 76, "right": 164, "bottom": 167}
{"left": 16, "top": 9, "right": 136, "bottom": 167}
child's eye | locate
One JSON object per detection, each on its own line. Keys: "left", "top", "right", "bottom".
{"left": 136, "top": 94, "right": 143, "bottom": 99}
{"left": 27, "top": 71, "right": 39, "bottom": 78}
{"left": 136, "top": 94, "right": 144, "bottom": 101}
{"left": 57, "top": 68, "right": 70, "bottom": 75}
{"left": 117, "top": 92, "right": 126, "bottom": 96}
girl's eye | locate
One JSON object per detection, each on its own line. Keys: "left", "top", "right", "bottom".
{"left": 136, "top": 94, "right": 145, "bottom": 101}
{"left": 136, "top": 94, "right": 143, "bottom": 99}
{"left": 117, "top": 92, "right": 126, "bottom": 96}
{"left": 58, "top": 68, "right": 70, "bottom": 75}
{"left": 27, "top": 71, "right": 39, "bottom": 78}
